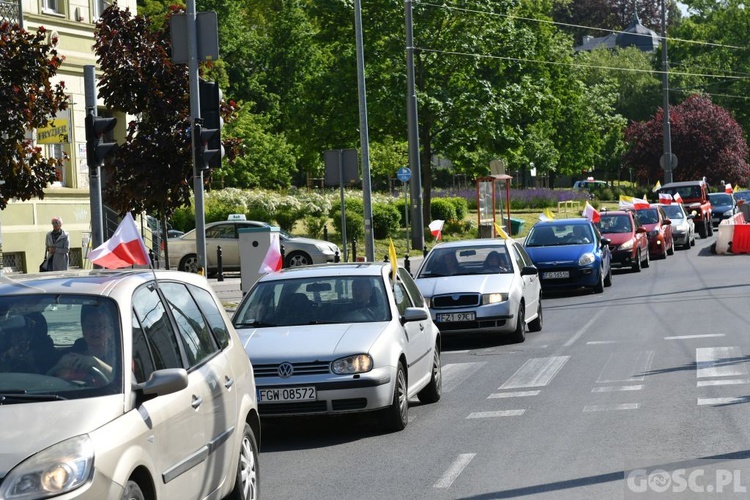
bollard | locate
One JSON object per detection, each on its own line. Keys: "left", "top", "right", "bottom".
{"left": 404, "top": 254, "right": 410, "bottom": 273}
{"left": 384, "top": 254, "right": 388, "bottom": 262}
{"left": 324, "top": 226, "right": 329, "bottom": 241}
{"left": 217, "top": 245, "right": 224, "bottom": 282}
{"left": 148, "top": 249, "right": 155, "bottom": 268}
{"left": 423, "top": 246, "right": 429, "bottom": 258}
{"left": 352, "top": 239, "right": 357, "bottom": 263}
{"left": 281, "top": 244, "right": 286, "bottom": 268}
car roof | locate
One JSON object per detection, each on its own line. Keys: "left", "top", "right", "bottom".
{"left": 660, "top": 181, "right": 704, "bottom": 188}
{"left": 255, "top": 262, "right": 391, "bottom": 282}
{"left": 600, "top": 210, "right": 632, "bottom": 216}
{"left": 429, "top": 238, "right": 512, "bottom": 249}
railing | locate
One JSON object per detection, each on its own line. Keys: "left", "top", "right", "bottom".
{"left": 0, "top": 0, "right": 23, "bottom": 27}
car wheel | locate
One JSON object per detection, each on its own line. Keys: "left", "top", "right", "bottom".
{"left": 417, "top": 344, "right": 442, "bottom": 404}
{"left": 227, "top": 423, "right": 260, "bottom": 500}
{"left": 698, "top": 220, "right": 707, "bottom": 238}
{"left": 286, "top": 251, "right": 312, "bottom": 267}
{"left": 179, "top": 254, "right": 200, "bottom": 273}
{"left": 528, "top": 299, "right": 543, "bottom": 332}
{"left": 121, "top": 481, "right": 145, "bottom": 500}
{"left": 667, "top": 237, "right": 675, "bottom": 256}
{"left": 642, "top": 247, "right": 650, "bottom": 268}
{"left": 632, "top": 249, "right": 642, "bottom": 272}
{"left": 381, "top": 362, "right": 408, "bottom": 432}
{"left": 510, "top": 303, "right": 526, "bottom": 343}
{"left": 603, "top": 264, "right": 613, "bottom": 287}
{"left": 593, "top": 265, "right": 605, "bottom": 293}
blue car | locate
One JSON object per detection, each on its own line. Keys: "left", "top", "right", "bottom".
{"left": 523, "top": 218, "right": 613, "bottom": 294}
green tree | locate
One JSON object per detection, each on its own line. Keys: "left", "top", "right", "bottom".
{"left": 0, "top": 24, "right": 68, "bottom": 210}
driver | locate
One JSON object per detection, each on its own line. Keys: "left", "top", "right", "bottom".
{"left": 49, "top": 304, "right": 116, "bottom": 384}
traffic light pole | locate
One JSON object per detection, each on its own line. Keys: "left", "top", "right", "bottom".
{"left": 186, "top": 0, "right": 207, "bottom": 273}
{"left": 84, "top": 66, "right": 104, "bottom": 252}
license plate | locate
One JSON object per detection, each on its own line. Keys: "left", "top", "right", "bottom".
{"left": 437, "top": 312, "right": 476, "bottom": 322}
{"left": 258, "top": 387, "right": 316, "bottom": 403}
{"left": 544, "top": 271, "right": 570, "bottom": 279}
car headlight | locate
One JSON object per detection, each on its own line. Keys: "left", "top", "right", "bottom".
{"left": 332, "top": 354, "right": 373, "bottom": 374}
{"left": 618, "top": 239, "right": 635, "bottom": 251}
{"left": 482, "top": 293, "right": 508, "bottom": 304}
{"left": 0, "top": 435, "right": 94, "bottom": 500}
{"left": 578, "top": 252, "right": 595, "bottom": 266}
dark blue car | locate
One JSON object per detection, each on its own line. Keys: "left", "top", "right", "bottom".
{"left": 523, "top": 218, "right": 613, "bottom": 294}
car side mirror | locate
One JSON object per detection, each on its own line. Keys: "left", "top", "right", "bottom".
{"left": 401, "top": 307, "right": 428, "bottom": 324}
{"left": 601, "top": 237, "right": 611, "bottom": 246}
{"left": 663, "top": 219, "right": 672, "bottom": 225}
{"left": 636, "top": 227, "right": 647, "bottom": 234}
{"left": 520, "top": 266, "right": 538, "bottom": 276}
{"left": 136, "top": 368, "right": 189, "bottom": 399}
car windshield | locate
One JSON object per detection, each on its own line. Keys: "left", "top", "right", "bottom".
{"left": 734, "top": 191, "right": 750, "bottom": 202}
{"left": 637, "top": 209, "right": 659, "bottom": 225}
{"left": 526, "top": 224, "right": 593, "bottom": 247}
{"left": 709, "top": 194, "right": 733, "bottom": 206}
{"left": 417, "top": 246, "right": 514, "bottom": 277}
{"left": 0, "top": 295, "right": 122, "bottom": 399}
{"left": 234, "top": 276, "right": 392, "bottom": 327}
{"left": 600, "top": 215, "right": 632, "bottom": 233}
{"left": 661, "top": 205, "right": 684, "bottom": 219}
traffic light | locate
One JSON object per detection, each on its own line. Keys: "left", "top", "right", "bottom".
{"left": 85, "top": 113, "right": 118, "bottom": 167}
{"left": 193, "top": 119, "right": 222, "bottom": 170}
{"left": 199, "top": 78, "right": 223, "bottom": 169}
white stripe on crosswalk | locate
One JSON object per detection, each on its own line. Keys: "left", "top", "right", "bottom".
{"left": 440, "top": 362, "right": 487, "bottom": 393}
{"left": 697, "top": 378, "right": 750, "bottom": 387}
{"left": 434, "top": 453, "right": 475, "bottom": 489}
{"left": 696, "top": 347, "right": 747, "bottom": 378}
{"left": 583, "top": 403, "right": 640, "bottom": 412}
{"left": 467, "top": 410, "right": 526, "bottom": 418}
{"left": 592, "top": 385, "right": 643, "bottom": 393}
{"left": 596, "top": 351, "right": 654, "bottom": 383}
{"left": 499, "top": 356, "right": 570, "bottom": 390}
{"left": 698, "top": 397, "right": 747, "bottom": 406}
{"left": 665, "top": 334, "right": 725, "bottom": 340}
{"left": 488, "top": 390, "right": 541, "bottom": 399}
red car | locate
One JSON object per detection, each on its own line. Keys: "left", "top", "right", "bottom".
{"left": 598, "top": 210, "right": 650, "bottom": 272}
{"left": 636, "top": 204, "right": 675, "bottom": 259}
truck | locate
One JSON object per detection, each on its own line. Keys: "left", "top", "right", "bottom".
{"left": 657, "top": 180, "right": 713, "bottom": 238}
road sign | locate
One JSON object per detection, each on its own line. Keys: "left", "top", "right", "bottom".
{"left": 660, "top": 153, "right": 678, "bottom": 171}
{"left": 397, "top": 167, "right": 411, "bottom": 182}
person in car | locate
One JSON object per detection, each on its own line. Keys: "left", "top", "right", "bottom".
{"left": 483, "top": 251, "right": 510, "bottom": 272}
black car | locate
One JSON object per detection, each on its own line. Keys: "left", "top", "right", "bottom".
{"left": 708, "top": 192, "right": 737, "bottom": 226}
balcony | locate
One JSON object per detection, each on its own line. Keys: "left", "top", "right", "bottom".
{"left": 0, "top": 0, "right": 22, "bottom": 27}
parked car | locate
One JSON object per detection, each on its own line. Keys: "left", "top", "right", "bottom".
{"left": 168, "top": 218, "right": 341, "bottom": 273}
{"left": 0, "top": 270, "right": 260, "bottom": 500}
{"left": 413, "top": 238, "right": 542, "bottom": 343}
{"left": 598, "top": 210, "right": 650, "bottom": 272}
{"left": 636, "top": 204, "right": 674, "bottom": 259}
{"left": 232, "top": 262, "right": 441, "bottom": 432}
{"left": 523, "top": 218, "right": 612, "bottom": 294}
{"left": 708, "top": 192, "right": 737, "bottom": 226}
{"left": 659, "top": 203, "right": 696, "bottom": 249}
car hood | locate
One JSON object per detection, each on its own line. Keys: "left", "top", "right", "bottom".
{"left": 416, "top": 274, "right": 515, "bottom": 297}
{"left": 601, "top": 233, "right": 633, "bottom": 246}
{"left": 285, "top": 236, "right": 339, "bottom": 251}
{"left": 238, "top": 322, "right": 388, "bottom": 362}
{"left": 524, "top": 245, "right": 593, "bottom": 265}
{"left": 711, "top": 204, "right": 733, "bottom": 213}
{"left": 642, "top": 223, "right": 659, "bottom": 231}
{"left": 0, "top": 396, "right": 123, "bottom": 476}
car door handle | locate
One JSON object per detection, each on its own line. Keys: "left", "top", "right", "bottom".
{"left": 225, "top": 376, "right": 234, "bottom": 389}
{"left": 191, "top": 395, "right": 203, "bottom": 409}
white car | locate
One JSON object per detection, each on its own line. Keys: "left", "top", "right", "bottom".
{"left": 232, "top": 262, "right": 441, "bottom": 432}
{"left": 414, "top": 238, "right": 542, "bottom": 343}
{"left": 659, "top": 203, "right": 696, "bottom": 249}
{"left": 167, "top": 219, "right": 340, "bottom": 273}
{"left": 0, "top": 270, "right": 260, "bottom": 499}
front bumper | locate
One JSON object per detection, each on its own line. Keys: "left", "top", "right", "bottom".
{"left": 535, "top": 264, "right": 601, "bottom": 291}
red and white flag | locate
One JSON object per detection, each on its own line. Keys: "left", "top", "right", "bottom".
{"left": 258, "top": 232, "right": 283, "bottom": 273}
{"left": 659, "top": 192, "right": 673, "bottom": 204}
{"left": 428, "top": 219, "right": 445, "bottom": 241}
{"left": 619, "top": 195, "right": 649, "bottom": 210}
{"left": 726, "top": 183, "right": 733, "bottom": 194}
{"left": 582, "top": 201, "right": 600, "bottom": 223}
{"left": 88, "top": 212, "right": 151, "bottom": 269}
{"left": 674, "top": 192, "right": 683, "bottom": 204}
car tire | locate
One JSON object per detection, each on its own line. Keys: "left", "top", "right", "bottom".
{"left": 227, "top": 423, "right": 260, "bottom": 500}
{"left": 285, "top": 251, "right": 312, "bottom": 267}
{"left": 632, "top": 249, "right": 642, "bottom": 272}
{"left": 510, "top": 303, "right": 526, "bottom": 343}
{"left": 603, "top": 264, "right": 613, "bottom": 287}
{"left": 690, "top": 232, "right": 696, "bottom": 246}
{"left": 179, "top": 254, "right": 200, "bottom": 273}
{"left": 381, "top": 362, "right": 408, "bottom": 432}
{"left": 593, "top": 267, "right": 605, "bottom": 294}
{"left": 417, "top": 344, "right": 442, "bottom": 404}
{"left": 121, "top": 481, "right": 145, "bottom": 500}
{"left": 642, "top": 247, "right": 650, "bottom": 268}
{"left": 528, "top": 299, "right": 543, "bottom": 332}
{"left": 698, "top": 220, "right": 707, "bottom": 238}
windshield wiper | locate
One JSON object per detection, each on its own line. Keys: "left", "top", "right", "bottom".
{"left": 0, "top": 392, "right": 67, "bottom": 404}
{"left": 234, "top": 320, "right": 277, "bottom": 328}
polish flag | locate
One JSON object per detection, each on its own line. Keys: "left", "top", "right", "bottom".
{"left": 258, "top": 232, "right": 283, "bottom": 273}
{"left": 674, "top": 192, "right": 683, "bottom": 204}
{"left": 726, "top": 183, "right": 733, "bottom": 194}
{"left": 429, "top": 220, "right": 445, "bottom": 241}
{"left": 88, "top": 213, "right": 151, "bottom": 269}
{"left": 582, "top": 201, "right": 600, "bottom": 223}
{"left": 659, "top": 192, "right": 673, "bottom": 204}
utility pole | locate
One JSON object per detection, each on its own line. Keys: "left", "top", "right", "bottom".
{"left": 405, "top": 0, "right": 424, "bottom": 252}
{"left": 661, "top": 0, "right": 674, "bottom": 184}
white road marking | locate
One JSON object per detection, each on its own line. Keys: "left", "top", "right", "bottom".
{"left": 592, "top": 385, "right": 644, "bottom": 393}
{"left": 499, "top": 356, "right": 570, "bottom": 390}
{"left": 564, "top": 309, "right": 604, "bottom": 347}
{"left": 466, "top": 410, "right": 526, "bottom": 419}
{"left": 596, "top": 351, "right": 654, "bottom": 383}
{"left": 440, "top": 362, "right": 487, "bottom": 393}
{"left": 488, "top": 390, "right": 541, "bottom": 399}
{"left": 698, "top": 397, "right": 747, "bottom": 406}
{"left": 665, "top": 334, "right": 726, "bottom": 340}
{"left": 696, "top": 347, "right": 748, "bottom": 378}
{"left": 444, "top": 350, "right": 470, "bottom": 354}
{"left": 697, "top": 378, "right": 750, "bottom": 387}
{"left": 587, "top": 341, "right": 620, "bottom": 345}
{"left": 434, "top": 453, "right": 476, "bottom": 489}
{"left": 583, "top": 403, "right": 640, "bottom": 412}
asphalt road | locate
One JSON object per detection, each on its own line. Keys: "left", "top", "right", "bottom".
{"left": 251, "top": 233, "right": 750, "bottom": 500}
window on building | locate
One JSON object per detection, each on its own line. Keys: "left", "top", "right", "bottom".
{"left": 41, "top": 0, "right": 66, "bottom": 16}
{"left": 93, "top": 0, "right": 107, "bottom": 20}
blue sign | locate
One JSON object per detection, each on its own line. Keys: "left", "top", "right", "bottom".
{"left": 397, "top": 167, "right": 411, "bottom": 182}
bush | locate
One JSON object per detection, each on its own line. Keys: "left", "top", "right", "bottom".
{"left": 331, "top": 198, "right": 365, "bottom": 241}
{"left": 372, "top": 203, "right": 401, "bottom": 239}
{"left": 449, "top": 196, "right": 469, "bottom": 220}
{"left": 304, "top": 216, "right": 328, "bottom": 239}
{"left": 431, "top": 197, "right": 457, "bottom": 221}
{"left": 171, "top": 206, "right": 195, "bottom": 232}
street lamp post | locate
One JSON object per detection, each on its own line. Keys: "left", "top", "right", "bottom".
{"left": 661, "top": 0, "right": 674, "bottom": 184}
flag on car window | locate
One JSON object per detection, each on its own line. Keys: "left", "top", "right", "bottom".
{"left": 726, "top": 183, "right": 733, "bottom": 194}
{"left": 652, "top": 180, "right": 661, "bottom": 192}
{"left": 88, "top": 212, "right": 151, "bottom": 269}
{"left": 582, "top": 202, "right": 601, "bottom": 223}
{"left": 674, "top": 192, "right": 683, "bottom": 204}
{"left": 619, "top": 195, "right": 649, "bottom": 210}
{"left": 428, "top": 220, "right": 445, "bottom": 241}
{"left": 659, "top": 192, "right": 673, "bottom": 204}
{"left": 258, "top": 232, "right": 283, "bottom": 274}
{"left": 494, "top": 222, "right": 510, "bottom": 240}
{"left": 389, "top": 238, "right": 398, "bottom": 280}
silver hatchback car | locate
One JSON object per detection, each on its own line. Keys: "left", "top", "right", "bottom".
{"left": 0, "top": 270, "right": 260, "bottom": 500}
